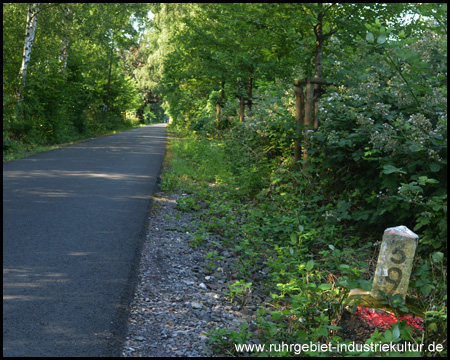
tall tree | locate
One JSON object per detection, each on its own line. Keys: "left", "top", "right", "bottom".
{"left": 57, "top": 4, "right": 71, "bottom": 73}
{"left": 4, "top": 3, "right": 149, "bottom": 146}
{"left": 16, "top": 3, "right": 40, "bottom": 100}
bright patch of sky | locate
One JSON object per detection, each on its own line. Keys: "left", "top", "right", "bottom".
{"left": 133, "top": 10, "right": 153, "bottom": 32}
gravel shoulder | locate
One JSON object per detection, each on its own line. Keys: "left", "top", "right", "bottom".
{"left": 121, "top": 191, "right": 270, "bottom": 357}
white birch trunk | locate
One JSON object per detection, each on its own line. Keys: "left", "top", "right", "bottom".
{"left": 58, "top": 5, "right": 71, "bottom": 73}
{"left": 58, "top": 36, "right": 69, "bottom": 73}
{"left": 17, "top": 3, "right": 40, "bottom": 99}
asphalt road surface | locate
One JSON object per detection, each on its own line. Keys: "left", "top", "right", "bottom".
{"left": 3, "top": 124, "right": 167, "bottom": 357}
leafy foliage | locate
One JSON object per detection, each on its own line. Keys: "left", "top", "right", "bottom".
{"left": 156, "top": 3, "right": 446, "bottom": 355}
{"left": 3, "top": 3, "right": 150, "bottom": 157}
{"left": 311, "top": 19, "right": 447, "bottom": 251}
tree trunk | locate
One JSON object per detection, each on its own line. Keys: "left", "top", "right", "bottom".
{"left": 303, "top": 81, "right": 314, "bottom": 167}
{"left": 216, "top": 103, "right": 221, "bottom": 125}
{"left": 247, "top": 24, "right": 255, "bottom": 113}
{"left": 312, "top": 3, "right": 337, "bottom": 129}
{"left": 313, "top": 5, "right": 324, "bottom": 129}
{"left": 247, "top": 74, "right": 253, "bottom": 110}
{"left": 16, "top": 3, "right": 40, "bottom": 100}
{"left": 314, "top": 7, "right": 324, "bottom": 80}
{"left": 239, "top": 96, "right": 245, "bottom": 122}
{"left": 216, "top": 77, "right": 225, "bottom": 126}
{"left": 294, "top": 84, "right": 305, "bottom": 164}
{"left": 58, "top": 5, "right": 72, "bottom": 73}
{"left": 102, "top": 48, "right": 114, "bottom": 122}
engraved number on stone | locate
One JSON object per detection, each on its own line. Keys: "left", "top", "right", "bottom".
{"left": 385, "top": 248, "right": 405, "bottom": 293}
{"left": 391, "top": 248, "right": 406, "bottom": 264}
{"left": 385, "top": 267, "right": 402, "bottom": 293}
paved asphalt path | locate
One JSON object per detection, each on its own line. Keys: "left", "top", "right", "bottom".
{"left": 3, "top": 124, "right": 167, "bottom": 357}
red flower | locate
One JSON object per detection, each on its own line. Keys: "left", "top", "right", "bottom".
{"left": 355, "top": 306, "right": 423, "bottom": 332}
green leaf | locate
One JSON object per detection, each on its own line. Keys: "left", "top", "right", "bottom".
{"left": 305, "top": 260, "right": 314, "bottom": 271}
{"left": 418, "top": 176, "right": 439, "bottom": 184}
{"left": 432, "top": 252, "right": 444, "bottom": 263}
{"left": 360, "top": 280, "right": 372, "bottom": 291}
{"left": 366, "top": 32, "right": 375, "bottom": 43}
{"left": 377, "top": 34, "right": 387, "bottom": 44}
{"left": 429, "top": 162, "right": 441, "bottom": 172}
{"left": 290, "top": 233, "right": 297, "bottom": 245}
{"left": 269, "top": 324, "right": 278, "bottom": 336}
{"left": 326, "top": 325, "right": 342, "bottom": 331}
{"left": 271, "top": 311, "right": 282, "bottom": 321}
{"left": 318, "top": 284, "right": 332, "bottom": 290}
{"left": 318, "top": 327, "right": 328, "bottom": 336}
{"left": 421, "top": 284, "right": 434, "bottom": 296}
{"left": 383, "top": 330, "right": 393, "bottom": 342}
{"left": 382, "top": 164, "right": 406, "bottom": 174}
{"left": 392, "top": 325, "right": 400, "bottom": 339}
{"left": 432, "top": 204, "right": 442, "bottom": 211}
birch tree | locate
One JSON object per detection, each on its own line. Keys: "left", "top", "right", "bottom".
{"left": 16, "top": 3, "right": 40, "bottom": 100}
{"left": 58, "top": 4, "right": 72, "bottom": 73}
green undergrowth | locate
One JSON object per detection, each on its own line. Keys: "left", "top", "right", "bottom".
{"left": 3, "top": 120, "right": 143, "bottom": 162}
{"left": 161, "top": 130, "right": 446, "bottom": 357}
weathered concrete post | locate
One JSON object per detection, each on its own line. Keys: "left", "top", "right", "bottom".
{"left": 347, "top": 225, "right": 419, "bottom": 308}
{"left": 370, "top": 225, "right": 419, "bottom": 300}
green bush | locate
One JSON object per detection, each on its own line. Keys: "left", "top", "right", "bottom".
{"left": 309, "top": 30, "right": 447, "bottom": 252}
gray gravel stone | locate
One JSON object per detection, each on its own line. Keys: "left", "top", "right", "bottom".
{"left": 121, "top": 191, "right": 268, "bottom": 357}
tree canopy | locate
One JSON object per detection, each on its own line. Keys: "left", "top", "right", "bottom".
{"left": 3, "top": 3, "right": 150, "bottom": 149}
{"left": 131, "top": 3, "right": 446, "bottom": 249}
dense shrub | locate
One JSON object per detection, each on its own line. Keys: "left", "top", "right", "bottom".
{"left": 310, "top": 31, "right": 447, "bottom": 252}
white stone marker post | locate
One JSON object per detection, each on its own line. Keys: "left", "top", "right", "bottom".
{"left": 370, "top": 225, "right": 419, "bottom": 300}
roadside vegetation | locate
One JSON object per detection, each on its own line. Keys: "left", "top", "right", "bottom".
{"left": 153, "top": 4, "right": 446, "bottom": 356}
{"left": 3, "top": 4, "right": 160, "bottom": 161}
{"left": 161, "top": 114, "right": 446, "bottom": 356}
